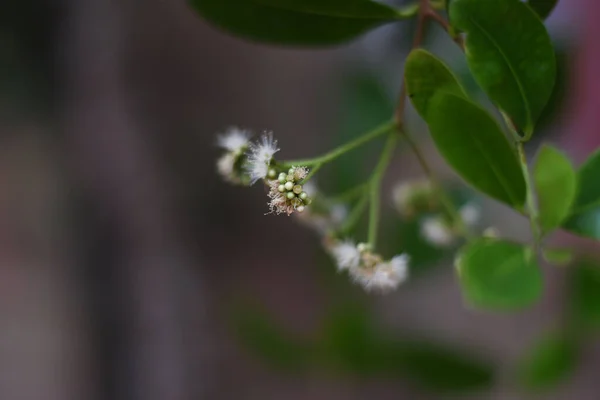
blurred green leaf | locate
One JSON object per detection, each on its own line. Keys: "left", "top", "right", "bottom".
{"left": 570, "top": 260, "right": 600, "bottom": 331}
{"left": 563, "top": 149, "right": 600, "bottom": 239}
{"left": 449, "top": 0, "right": 556, "bottom": 137}
{"left": 542, "top": 248, "right": 573, "bottom": 266}
{"left": 404, "top": 49, "right": 467, "bottom": 119}
{"left": 188, "top": 0, "right": 411, "bottom": 46}
{"left": 231, "top": 302, "right": 312, "bottom": 370}
{"left": 457, "top": 239, "right": 543, "bottom": 310}
{"left": 320, "top": 302, "right": 381, "bottom": 374}
{"left": 389, "top": 340, "right": 495, "bottom": 392}
{"left": 533, "top": 145, "right": 577, "bottom": 234}
{"left": 527, "top": 0, "right": 559, "bottom": 19}
{"left": 518, "top": 332, "right": 579, "bottom": 390}
{"left": 426, "top": 93, "right": 526, "bottom": 208}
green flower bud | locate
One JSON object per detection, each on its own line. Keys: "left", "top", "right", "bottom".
{"left": 286, "top": 174, "right": 294, "bottom": 182}
{"left": 278, "top": 172, "right": 287, "bottom": 183}
{"left": 291, "top": 197, "right": 302, "bottom": 207}
{"left": 284, "top": 181, "right": 294, "bottom": 191}
{"left": 267, "top": 169, "right": 277, "bottom": 179}
{"left": 299, "top": 192, "right": 308, "bottom": 200}
{"left": 278, "top": 184, "right": 285, "bottom": 193}
{"left": 293, "top": 185, "right": 302, "bottom": 194}
{"left": 286, "top": 192, "right": 296, "bottom": 200}
{"left": 288, "top": 167, "right": 295, "bottom": 175}
{"left": 296, "top": 205, "right": 305, "bottom": 213}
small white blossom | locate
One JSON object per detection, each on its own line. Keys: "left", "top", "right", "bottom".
{"left": 330, "top": 204, "right": 348, "bottom": 226}
{"left": 246, "top": 132, "right": 279, "bottom": 184}
{"left": 330, "top": 240, "right": 361, "bottom": 271}
{"left": 420, "top": 216, "right": 455, "bottom": 247}
{"left": 420, "top": 203, "right": 481, "bottom": 248}
{"left": 350, "top": 253, "right": 409, "bottom": 292}
{"left": 216, "top": 153, "right": 236, "bottom": 181}
{"left": 459, "top": 202, "right": 480, "bottom": 227}
{"left": 483, "top": 226, "right": 500, "bottom": 238}
{"left": 215, "top": 127, "right": 252, "bottom": 184}
{"left": 392, "top": 180, "right": 436, "bottom": 217}
{"left": 216, "top": 127, "right": 251, "bottom": 153}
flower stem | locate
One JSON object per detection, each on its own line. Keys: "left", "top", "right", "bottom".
{"left": 339, "top": 192, "right": 369, "bottom": 235}
{"left": 368, "top": 133, "right": 398, "bottom": 247}
{"left": 517, "top": 142, "right": 540, "bottom": 246}
{"left": 282, "top": 120, "right": 397, "bottom": 168}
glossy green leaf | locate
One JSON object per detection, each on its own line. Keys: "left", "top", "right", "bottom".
{"left": 533, "top": 145, "right": 577, "bottom": 234}
{"left": 563, "top": 149, "right": 600, "bottom": 239}
{"left": 404, "top": 49, "right": 467, "bottom": 119}
{"left": 457, "top": 239, "right": 543, "bottom": 310}
{"left": 426, "top": 93, "right": 526, "bottom": 208}
{"left": 542, "top": 248, "right": 573, "bottom": 266}
{"left": 570, "top": 260, "right": 600, "bottom": 331}
{"left": 527, "top": 0, "right": 559, "bottom": 19}
{"left": 188, "top": 0, "right": 412, "bottom": 46}
{"left": 518, "top": 332, "right": 579, "bottom": 390}
{"left": 449, "top": 0, "right": 556, "bottom": 137}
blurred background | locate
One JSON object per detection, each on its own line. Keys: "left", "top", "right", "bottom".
{"left": 1, "top": 0, "right": 599, "bottom": 399}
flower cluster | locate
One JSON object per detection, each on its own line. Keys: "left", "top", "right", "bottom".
{"left": 325, "top": 238, "right": 409, "bottom": 292}
{"left": 392, "top": 180, "right": 438, "bottom": 218}
{"left": 216, "top": 127, "right": 411, "bottom": 293}
{"left": 266, "top": 166, "right": 312, "bottom": 215}
{"left": 392, "top": 180, "right": 481, "bottom": 248}
{"left": 420, "top": 202, "right": 480, "bottom": 248}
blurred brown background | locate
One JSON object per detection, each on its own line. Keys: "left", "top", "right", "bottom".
{"left": 1, "top": 0, "right": 599, "bottom": 399}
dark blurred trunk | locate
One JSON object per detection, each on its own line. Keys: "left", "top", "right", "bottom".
{"left": 61, "top": 1, "right": 209, "bottom": 399}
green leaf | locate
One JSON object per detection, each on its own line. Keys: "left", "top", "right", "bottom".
{"left": 542, "top": 248, "right": 573, "bottom": 266}
{"left": 426, "top": 93, "right": 526, "bottom": 208}
{"left": 527, "top": 0, "right": 559, "bottom": 19}
{"left": 457, "top": 239, "right": 543, "bottom": 310}
{"left": 188, "top": 0, "right": 411, "bottom": 46}
{"left": 563, "top": 149, "right": 600, "bottom": 239}
{"left": 404, "top": 49, "right": 467, "bottom": 119}
{"left": 449, "top": 0, "right": 556, "bottom": 137}
{"left": 518, "top": 332, "right": 579, "bottom": 390}
{"left": 321, "top": 303, "right": 381, "bottom": 374}
{"left": 231, "top": 302, "right": 312, "bottom": 370}
{"left": 533, "top": 145, "right": 577, "bottom": 234}
{"left": 388, "top": 340, "right": 494, "bottom": 392}
{"left": 570, "top": 260, "right": 600, "bottom": 331}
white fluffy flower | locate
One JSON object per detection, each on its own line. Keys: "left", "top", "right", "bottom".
{"left": 216, "top": 152, "right": 236, "bottom": 181}
{"left": 392, "top": 180, "right": 435, "bottom": 217}
{"left": 350, "top": 254, "right": 409, "bottom": 292}
{"left": 330, "top": 240, "right": 361, "bottom": 271}
{"left": 217, "top": 127, "right": 251, "bottom": 153}
{"left": 420, "top": 216, "right": 455, "bottom": 247}
{"left": 246, "top": 132, "right": 279, "bottom": 184}
{"left": 459, "top": 202, "right": 480, "bottom": 227}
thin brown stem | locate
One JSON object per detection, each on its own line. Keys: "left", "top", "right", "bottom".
{"left": 394, "top": 0, "right": 430, "bottom": 123}
{"left": 394, "top": 0, "right": 468, "bottom": 238}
